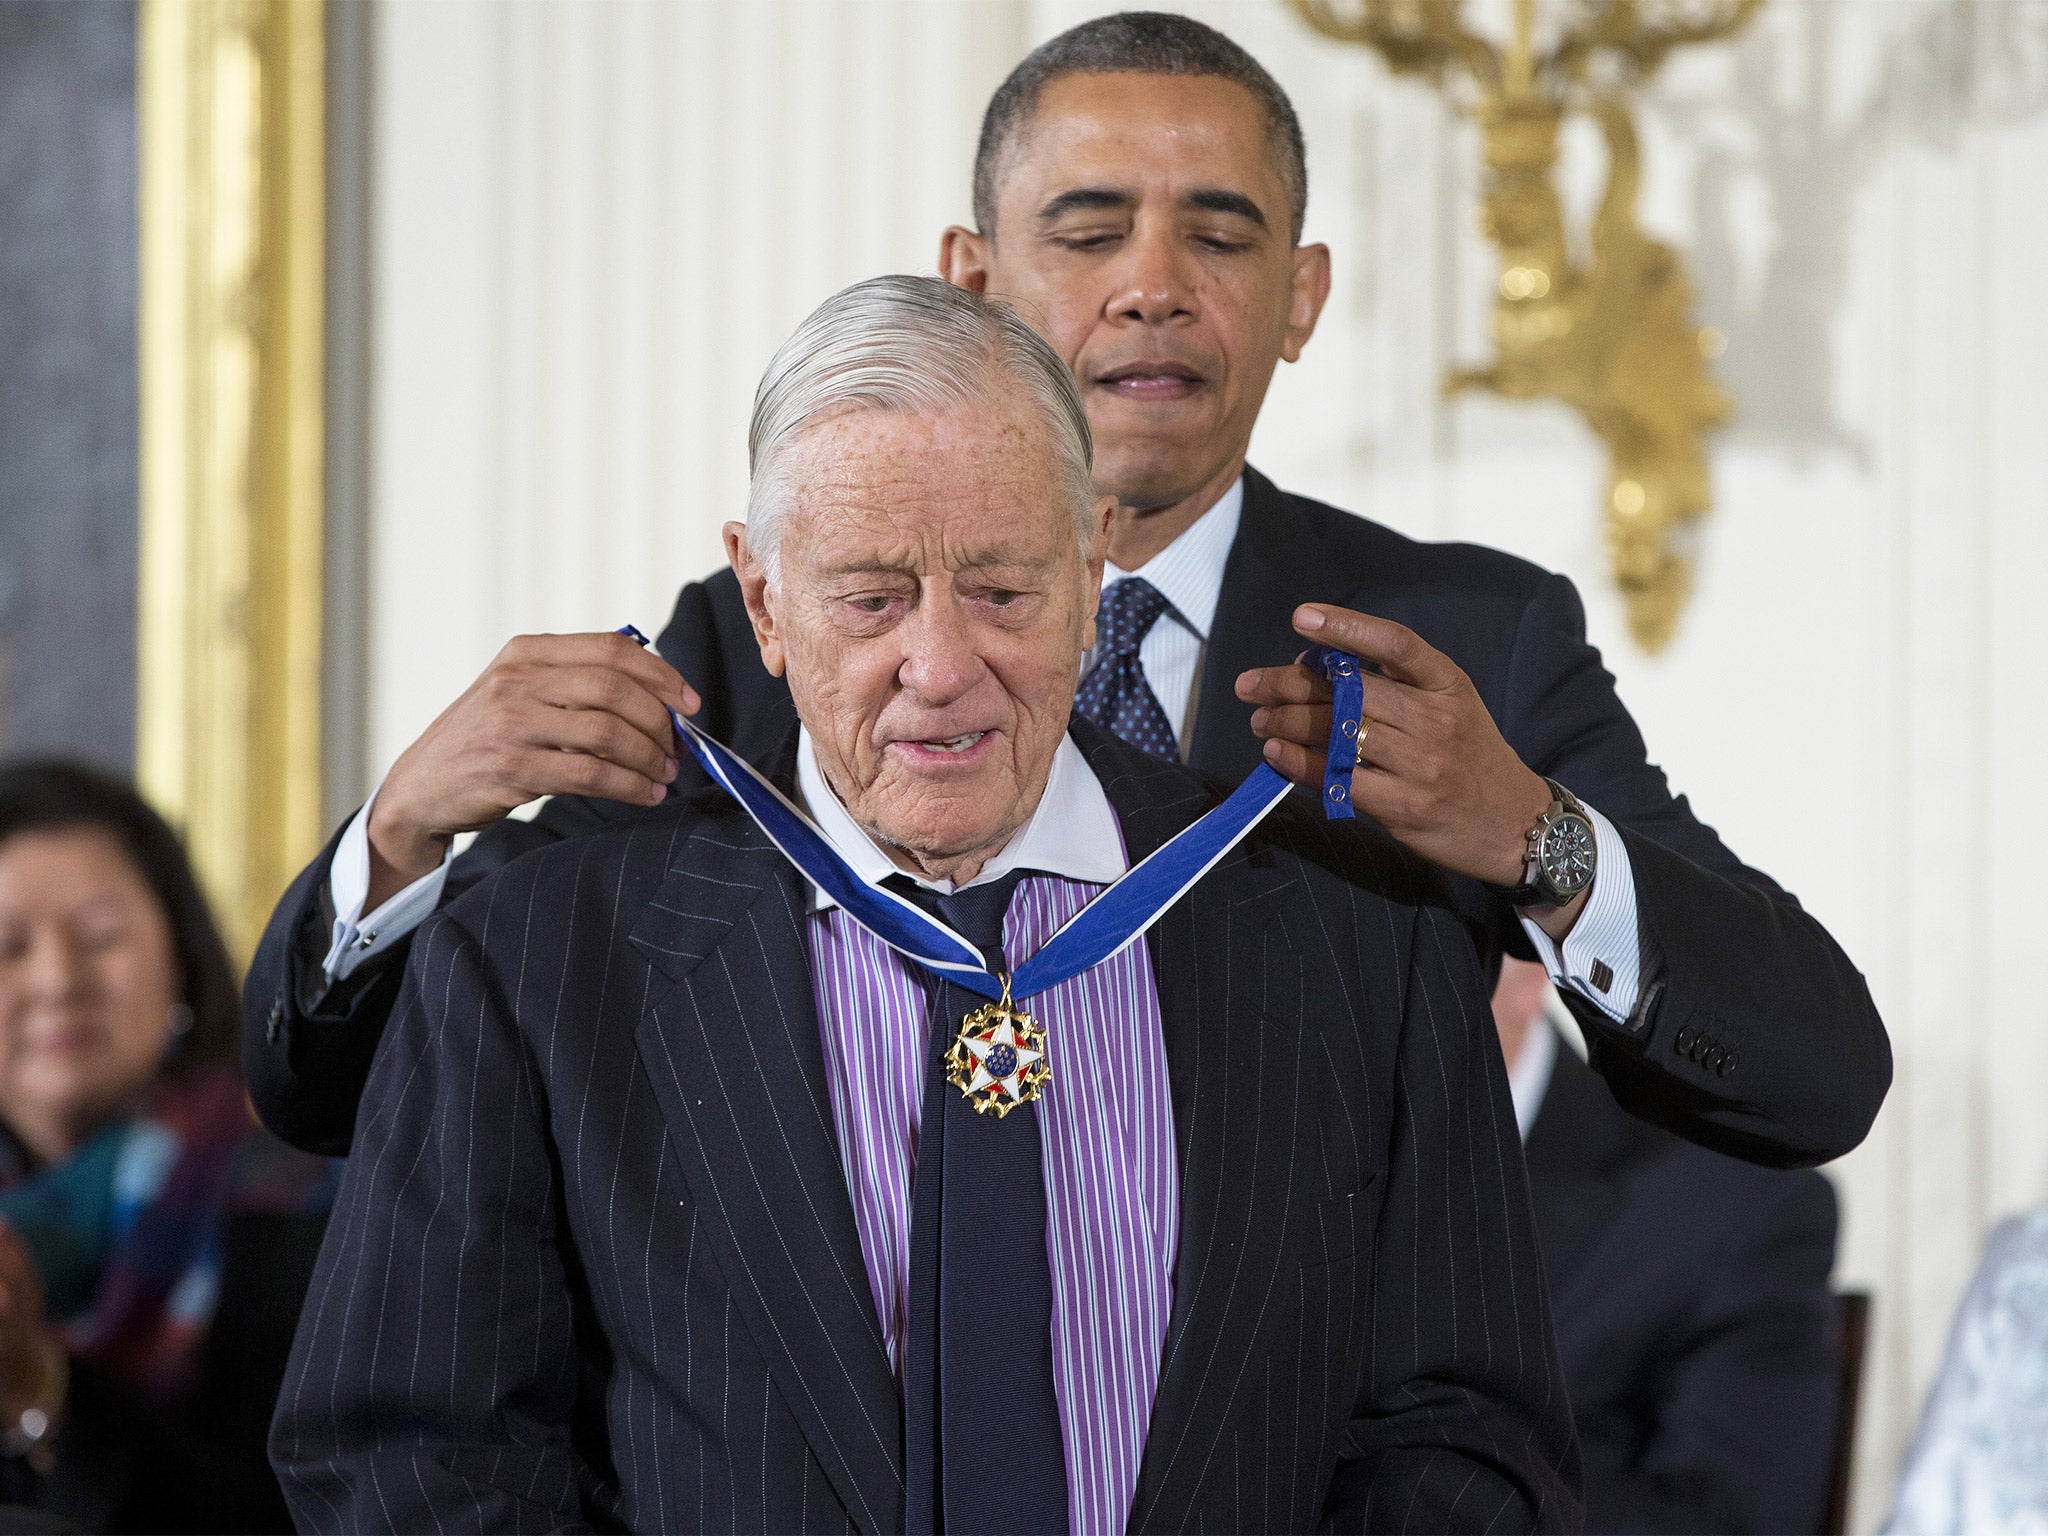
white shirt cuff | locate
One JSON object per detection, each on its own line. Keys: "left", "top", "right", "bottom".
{"left": 322, "top": 784, "right": 452, "bottom": 984}
{"left": 1516, "top": 801, "right": 1642, "bottom": 1024}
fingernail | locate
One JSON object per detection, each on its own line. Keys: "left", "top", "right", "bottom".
{"left": 683, "top": 689, "right": 701, "bottom": 712}
{"left": 1263, "top": 738, "right": 1283, "bottom": 762}
{"left": 1295, "top": 605, "right": 1325, "bottom": 632}
{"left": 664, "top": 757, "right": 678, "bottom": 780}
{"left": 1250, "top": 708, "right": 1269, "bottom": 733}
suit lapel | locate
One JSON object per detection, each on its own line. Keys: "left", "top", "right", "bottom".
{"left": 628, "top": 803, "right": 905, "bottom": 1536}
{"left": 1076, "top": 726, "right": 1308, "bottom": 1532}
{"left": 1190, "top": 467, "right": 1337, "bottom": 783}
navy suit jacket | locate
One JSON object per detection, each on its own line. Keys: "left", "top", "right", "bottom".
{"left": 271, "top": 724, "right": 1580, "bottom": 1533}
{"left": 244, "top": 467, "right": 1889, "bottom": 1168}
{"left": 1528, "top": 1033, "right": 1840, "bottom": 1533}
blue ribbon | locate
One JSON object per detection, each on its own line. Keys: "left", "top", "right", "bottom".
{"left": 1304, "top": 643, "right": 1366, "bottom": 820}
{"left": 619, "top": 623, "right": 1358, "bottom": 1003}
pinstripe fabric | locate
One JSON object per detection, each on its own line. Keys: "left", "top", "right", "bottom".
{"left": 810, "top": 875, "right": 1178, "bottom": 1536}
{"left": 272, "top": 723, "right": 1581, "bottom": 1534}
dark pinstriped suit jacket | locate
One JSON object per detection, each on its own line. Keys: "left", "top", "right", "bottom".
{"left": 271, "top": 723, "right": 1580, "bottom": 1533}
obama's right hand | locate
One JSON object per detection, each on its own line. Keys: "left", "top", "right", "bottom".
{"left": 365, "top": 631, "right": 701, "bottom": 909}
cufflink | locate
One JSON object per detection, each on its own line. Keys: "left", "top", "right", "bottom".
{"left": 1590, "top": 959, "right": 1613, "bottom": 994}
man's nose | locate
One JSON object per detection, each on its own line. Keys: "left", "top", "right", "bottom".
{"left": 1106, "top": 219, "right": 1196, "bottom": 325}
{"left": 897, "top": 596, "right": 983, "bottom": 704}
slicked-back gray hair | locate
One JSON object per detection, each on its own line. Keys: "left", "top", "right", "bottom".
{"left": 745, "top": 275, "right": 1097, "bottom": 586}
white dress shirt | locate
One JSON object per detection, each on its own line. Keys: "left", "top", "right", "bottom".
{"left": 794, "top": 728, "right": 1127, "bottom": 902}
{"left": 1505, "top": 1014, "right": 1560, "bottom": 1142}
{"left": 323, "top": 470, "right": 1646, "bottom": 1025}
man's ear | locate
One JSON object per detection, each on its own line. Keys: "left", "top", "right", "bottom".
{"left": 939, "top": 225, "right": 993, "bottom": 293}
{"left": 1281, "top": 242, "right": 1333, "bottom": 364}
{"left": 723, "top": 521, "right": 787, "bottom": 678}
{"left": 1080, "top": 495, "right": 1116, "bottom": 652}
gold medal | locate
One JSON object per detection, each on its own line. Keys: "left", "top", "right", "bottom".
{"left": 944, "top": 974, "right": 1051, "bottom": 1117}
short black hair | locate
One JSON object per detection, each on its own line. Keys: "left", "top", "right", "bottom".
{"left": 973, "top": 11, "right": 1309, "bottom": 245}
{"left": 0, "top": 760, "right": 241, "bottom": 1078}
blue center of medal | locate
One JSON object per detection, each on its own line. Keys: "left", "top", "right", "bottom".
{"left": 985, "top": 1043, "right": 1018, "bottom": 1078}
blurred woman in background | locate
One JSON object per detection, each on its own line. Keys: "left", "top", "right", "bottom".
{"left": 0, "top": 762, "right": 333, "bottom": 1533}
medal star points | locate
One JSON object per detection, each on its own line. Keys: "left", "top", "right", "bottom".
{"left": 945, "top": 1002, "right": 1051, "bottom": 1117}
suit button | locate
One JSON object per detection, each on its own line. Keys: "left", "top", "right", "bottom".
{"left": 1704, "top": 1045, "right": 1726, "bottom": 1070}
{"left": 1718, "top": 1051, "right": 1737, "bottom": 1077}
{"left": 1674, "top": 1026, "right": 1694, "bottom": 1054}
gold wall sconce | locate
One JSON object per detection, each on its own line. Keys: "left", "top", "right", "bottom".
{"left": 1289, "top": 0, "right": 1760, "bottom": 651}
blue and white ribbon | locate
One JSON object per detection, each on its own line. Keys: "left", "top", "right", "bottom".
{"left": 618, "top": 624, "right": 1364, "bottom": 1004}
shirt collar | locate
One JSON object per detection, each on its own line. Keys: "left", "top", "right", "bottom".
{"left": 1103, "top": 474, "right": 1243, "bottom": 641}
{"left": 794, "top": 728, "right": 1127, "bottom": 912}
{"left": 1507, "top": 1018, "right": 1560, "bottom": 1143}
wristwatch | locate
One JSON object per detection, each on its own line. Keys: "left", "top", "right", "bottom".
{"left": 1493, "top": 778, "right": 1597, "bottom": 909}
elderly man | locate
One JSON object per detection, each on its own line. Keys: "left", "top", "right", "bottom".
{"left": 272, "top": 277, "right": 1578, "bottom": 1534}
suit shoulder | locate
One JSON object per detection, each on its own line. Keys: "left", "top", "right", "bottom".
{"left": 1275, "top": 483, "right": 1564, "bottom": 611}
{"left": 1076, "top": 723, "right": 1453, "bottom": 921}
{"left": 1229, "top": 777, "right": 1458, "bottom": 925}
{"left": 435, "top": 786, "right": 746, "bottom": 956}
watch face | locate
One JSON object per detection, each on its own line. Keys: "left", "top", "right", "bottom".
{"left": 1539, "top": 814, "right": 1597, "bottom": 896}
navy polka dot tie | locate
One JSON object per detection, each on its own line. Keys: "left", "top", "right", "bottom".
{"left": 1075, "top": 577, "right": 1178, "bottom": 761}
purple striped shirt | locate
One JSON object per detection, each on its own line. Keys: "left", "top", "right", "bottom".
{"left": 808, "top": 873, "right": 1179, "bottom": 1536}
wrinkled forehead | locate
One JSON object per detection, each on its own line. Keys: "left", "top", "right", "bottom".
{"left": 778, "top": 402, "right": 1079, "bottom": 572}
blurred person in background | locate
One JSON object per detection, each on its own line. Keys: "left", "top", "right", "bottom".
{"left": 1494, "top": 955, "right": 1842, "bottom": 1532}
{"left": 1886, "top": 1208, "right": 2048, "bottom": 1533}
{"left": 0, "top": 763, "right": 334, "bottom": 1533}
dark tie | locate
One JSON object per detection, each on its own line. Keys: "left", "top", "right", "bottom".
{"left": 1074, "top": 577, "right": 1179, "bottom": 761}
{"left": 893, "top": 873, "right": 1068, "bottom": 1536}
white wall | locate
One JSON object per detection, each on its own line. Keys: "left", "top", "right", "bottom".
{"left": 365, "top": 2, "right": 2048, "bottom": 1526}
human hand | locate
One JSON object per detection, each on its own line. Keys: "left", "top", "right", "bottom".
{"left": 1237, "top": 604, "right": 1572, "bottom": 912}
{"left": 368, "top": 632, "right": 701, "bottom": 908}
{"left": 0, "top": 1217, "right": 62, "bottom": 1432}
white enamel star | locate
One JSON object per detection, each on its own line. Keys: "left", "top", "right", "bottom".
{"left": 961, "top": 1015, "right": 1046, "bottom": 1102}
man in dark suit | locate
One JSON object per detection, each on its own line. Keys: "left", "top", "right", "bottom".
{"left": 1493, "top": 958, "right": 1841, "bottom": 1532}
{"left": 244, "top": 13, "right": 1888, "bottom": 1171}
{"left": 273, "top": 276, "right": 1578, "bottom": 1532}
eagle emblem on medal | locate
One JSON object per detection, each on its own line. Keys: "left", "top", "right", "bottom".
{"left": 945, "top": 996, "right": 1051, "bottom": 1118}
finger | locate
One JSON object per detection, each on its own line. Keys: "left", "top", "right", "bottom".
{"left": 501, "top": 632, "right": 701, "bottom": 716}
{"left": 1234, "top": 662, "right": 1333, "bottom": 708}
{"left": 526, "top": 665, "right": 687, "bottom": 756}
{"left": 527, "top": 709, "right": 678, "bottom": 786}
{"left": 1253, "top": 703, "right": 1423, "bottom": 776}
{"left": 1292, "top": 606, "right": 1461, "bottom": 691}
{"left": 506, "top": 746, "right": 671, "bottom": 808}
{"left": 1258, "top": 733, "right": 1319, "bottom": 789}
{"left": 1248, "top": 702, "right": 1332, "bottom": 748}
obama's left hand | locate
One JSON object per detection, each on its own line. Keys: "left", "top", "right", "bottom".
{"left": 1235, "top": 603, "right": 1588, "bottom": 942}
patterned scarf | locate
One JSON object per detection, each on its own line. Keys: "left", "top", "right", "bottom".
{"left": 0, "top": 1068, "right": 338, "bottom": 1405}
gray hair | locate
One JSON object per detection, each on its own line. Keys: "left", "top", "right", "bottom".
{"left": 744, "top": 275, "right": 1096, "bottom": 585}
